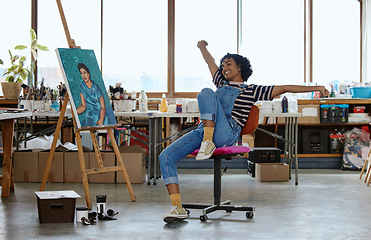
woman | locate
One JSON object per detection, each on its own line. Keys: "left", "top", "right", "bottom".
{"left": 159, "top": 40, "right": 329, "bottom": 223}
{"left": 76, "top": 63, "right": 106, "bottom": 127}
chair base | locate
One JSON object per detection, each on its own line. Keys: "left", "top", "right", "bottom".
{"left": 182, "top": 155, "right": 255, "bottom": 221}
{"left": 183, "top": 200, "right": 255, "bottom": 221}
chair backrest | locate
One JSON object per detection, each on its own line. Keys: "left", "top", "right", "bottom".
{"left": 240, "top": 104, "right": 259, "bottom": 136}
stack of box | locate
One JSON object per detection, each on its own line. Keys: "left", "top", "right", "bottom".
{"left": 13, "top": 145, "right": 146, "bottom": 184}
{"left": 247, "top": 147, "right": 281, "bottom": 177}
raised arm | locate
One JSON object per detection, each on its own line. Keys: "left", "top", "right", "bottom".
{"left": 197, "top": 40, "right": 219, "bottom": 77}
{"left": 271, "top": 85, "right": 329, "bottom": 99}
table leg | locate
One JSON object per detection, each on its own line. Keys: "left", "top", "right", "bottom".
{"left": 147, "top": 118, "right": 155, "bottom": 185}
{"left": 294, "top": 117, "right": 299, "bottom": 185}
{"left": 284, "top": 117, "right": 289, "bottom": 164}
{"left": 287, "top": 117, "right": 292, "bottom": 177}
{"left": 1, "top": 119, "right": 15, "bottom": 198}
{"left": 153, "top": 117, "right": 160, "bottom": 185}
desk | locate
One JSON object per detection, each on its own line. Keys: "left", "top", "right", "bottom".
{"left": 258, "top": 112, "right": 301, "bottom": 185}
{"left": 1, "top": 111, "right": 32, "bottom": 198}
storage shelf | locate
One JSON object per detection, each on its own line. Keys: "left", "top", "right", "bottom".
{"left": 298, "top": 98, "right": 371, "bottom": 105}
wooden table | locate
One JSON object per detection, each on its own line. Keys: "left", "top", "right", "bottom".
{"left": 1, "top": 111, "right": 32, "bottom": 198}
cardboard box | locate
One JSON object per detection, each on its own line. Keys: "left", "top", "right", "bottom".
{"left": 13, "top": 151, "right": 39, "bottom": 183}
{"left": 116, "top": 145, "right": 146, "bottom": 184}
{"left": 89, "top": 151, "right": 115, "bottom": 183}
{"left": 64, "top": 152, "right": 90, "bottom": 183}
{"left": 255, "top": 163, "right": 289, "bottom": 182}
{"left": 38, "top": 152, "right": 64, "bottom": 183}
{"left": 35, "top": 190, "right": 80, "bottom": 223}
{"left": 297, "top": 104, "right": 320, "bottom": 124}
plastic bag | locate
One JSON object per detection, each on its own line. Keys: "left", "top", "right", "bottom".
{"left": 342, "top": 127, "right": 370, "bottom": 170}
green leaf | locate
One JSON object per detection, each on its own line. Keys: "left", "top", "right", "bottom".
{"left": 14, "top": 45, "right": 27, "bottom": 50}
{"left": 36, "top": 44, "right": 49, "bottom": 51}
{"left": 0, "top": 59, "right": 3, "bottom": 65}
{"left": 30, "top": 28, "right": 36, "bottom": 41}
{"left": 20, "top": 71, "right": 28, "bottom": 80}
{"left": 6, "top": 76, "right": 15, "bottom": 82}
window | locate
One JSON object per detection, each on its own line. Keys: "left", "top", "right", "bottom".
{"left": 240, "top": 0, "right": 304, "bottom": 86}
{"left": 313, "top": 0, "right": 360, "bottom": 87}
{"left": 0, "top": 0, "right": 31, "bottom": 95}
{"left": 175, "top": 0, "right": 237, "bottom": 92}
{"left": 38, "top": 0, "right": 101, "bottom": 90}
{"left": 102, "top": 0, "right": 167, "bottom": 93}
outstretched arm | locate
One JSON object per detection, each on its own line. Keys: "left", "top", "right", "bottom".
{"left": 271, "top": 85, "right": 329, "bottom": 99}
{"left": 197, "top": 40, "right": 219, "bottom": 77}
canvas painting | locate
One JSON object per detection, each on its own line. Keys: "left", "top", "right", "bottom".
{"left": 56, "top": 48, "right": 117, "bottom": 129}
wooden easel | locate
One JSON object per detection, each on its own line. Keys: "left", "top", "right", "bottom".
{"left": 39, "top": 0, "right": 136, "bottom": 209}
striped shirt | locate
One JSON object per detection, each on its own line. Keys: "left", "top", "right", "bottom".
{"left": 213, "top": 69, "right": 274, "bottom": 128}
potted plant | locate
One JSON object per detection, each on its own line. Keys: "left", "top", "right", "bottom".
{"left": 1, "top": 29, "right": 48, "bottom": 99}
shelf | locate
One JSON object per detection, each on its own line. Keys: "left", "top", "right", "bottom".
{"left": 296, "top": 154, "right": 343, "bottom": 158}
{"left": 298, "top": 98, "right": 371, "bottom": 105}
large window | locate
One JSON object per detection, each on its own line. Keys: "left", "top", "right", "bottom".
{"left": 240, "top": 0, "right": 304, "bottom": 86}
{"left": 0, "top": 0, "right": 31, "bottom": 95}
{"left": 102, "top": 0, "right": 167, "bottom": 93}
{"left": 313, "top": 0, "right": 360, "bottom": 87}
{"left": 1, "top": 1, "right": 364, "bottom": 98}
{"left": 175, "top": 0, "right": 237, "bottom": 92}
{"left": 38, "top": 0, "right": 101, "bottom": 90}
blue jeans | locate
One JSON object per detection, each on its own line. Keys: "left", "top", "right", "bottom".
{"left": 159, "top": 87, "right": 242, "bottom": 186}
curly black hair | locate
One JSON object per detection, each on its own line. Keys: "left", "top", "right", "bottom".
{"left": 219, "top": 53, "right": 253, "bottom": 82}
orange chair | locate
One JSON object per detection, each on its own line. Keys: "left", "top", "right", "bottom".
{"left": 183, "top": 105, "right": 259, "bottom": 221}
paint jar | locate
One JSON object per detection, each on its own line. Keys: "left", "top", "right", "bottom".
{"left": 96, "top": 195, "right": 107, "bottom": 214}
{"left": 76, "top": 207, "right": 89, "bottom": 222}
{"left": 176, "top": 104, "right": 182, "bottom": 113}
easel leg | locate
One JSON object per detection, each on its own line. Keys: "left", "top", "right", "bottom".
{"left": 108, "top": 129, "right": 136, "bottom": 202}
{"left": 40, "top": 95, "right": 69, "bottom": 191}
{"left": 360, "top": 159, "right": 368, "bottom": 180}
{"left": 75, "top": 131, "right": 92, "bottom": 209}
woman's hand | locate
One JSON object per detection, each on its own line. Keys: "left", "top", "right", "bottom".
{"left": 318, "top": 86, "right": 329, "bottom": 98}
{"left": 197, "top": 40, "right": 208, "bottom": 49}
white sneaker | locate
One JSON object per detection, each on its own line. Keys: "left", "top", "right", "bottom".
{"left": 196, "top": 140, "right": 216, "bottom": 160}
{"left": 163, "top": 206, "right": 189, "bottom": 223}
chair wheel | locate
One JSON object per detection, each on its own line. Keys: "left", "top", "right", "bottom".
{"left": 186, "top": 209, "right": 190, "bottom": 215}
{"left": 246, "top": 211, "right": 254, "bottom": 218}
{"left": 200, "top": 215, "right": 208, "bottom": 222}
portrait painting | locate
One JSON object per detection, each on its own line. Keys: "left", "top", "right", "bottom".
{"left": 56, "top": 48, "right": 117, "bottom": 129}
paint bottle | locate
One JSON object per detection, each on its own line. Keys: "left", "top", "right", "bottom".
{"left": 138, "top": 90, "right": 148, "bottom": 112}
{"left": 282, "top": 96, "right": 288, "bottom": 113}
{"left": 159, "top": 93, "right": 168, "bottom": 113}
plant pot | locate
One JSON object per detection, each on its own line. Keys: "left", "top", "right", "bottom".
{"left": 1, "top": 82, "right": 22, "bottom": 100}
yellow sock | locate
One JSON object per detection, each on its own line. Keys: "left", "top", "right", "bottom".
{"left": 203, "top": 127, "right": 214, "bottom": 142}
{"left": 170, "top": 193, "right": 182, "bottom": 208}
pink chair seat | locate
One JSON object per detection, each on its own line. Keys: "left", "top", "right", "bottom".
{"left": 191, "top": 146, "right": 251, "bottom": 157}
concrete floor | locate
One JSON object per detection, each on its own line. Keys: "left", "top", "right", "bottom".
{"left": 0, "top": 169, "right": 370, "bottom": 240}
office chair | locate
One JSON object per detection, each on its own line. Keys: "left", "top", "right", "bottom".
{"left": 182, "top": 105, "right": 259, "bottom": 221}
